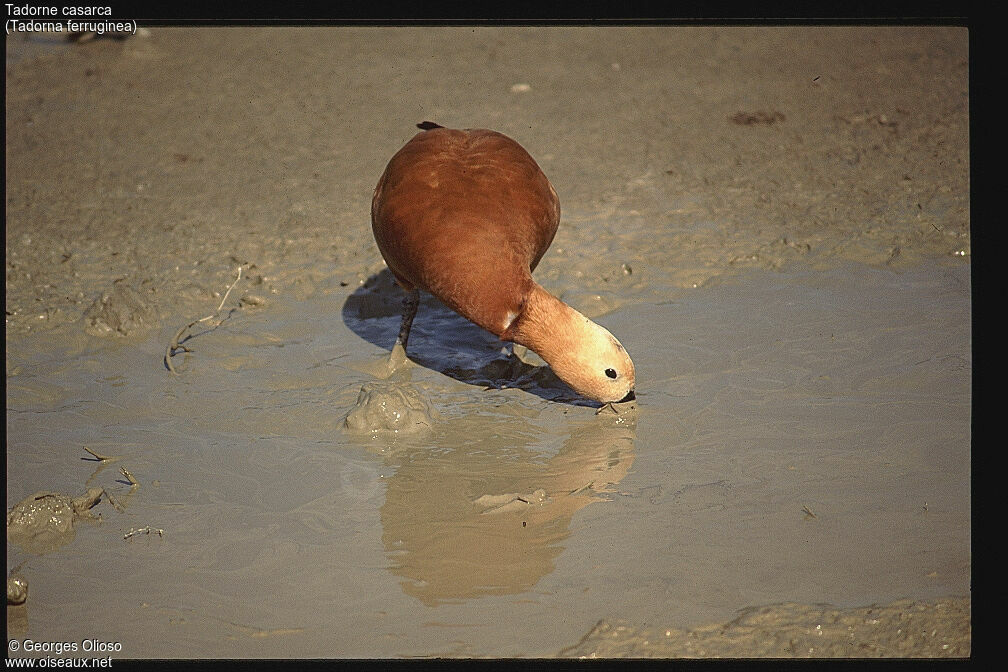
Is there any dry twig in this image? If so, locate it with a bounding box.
[165,265,244,374]
[124,526,164,540]
[120,466,139,487]
[83,446,115,461]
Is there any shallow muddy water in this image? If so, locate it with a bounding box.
[7,261,970,657]
[7,25,969,657]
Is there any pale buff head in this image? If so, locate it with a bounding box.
[546,313,636,404]
[510,286,636,404]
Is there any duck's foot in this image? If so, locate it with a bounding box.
[388,339,409,370]
[369,339,412,379]
[372,287,420,378]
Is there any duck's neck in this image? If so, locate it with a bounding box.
[505,283,584,371]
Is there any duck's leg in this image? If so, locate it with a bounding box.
[388,287,419,371]
[501,342,528,361]
[397,288,419,350]
[383,288,419,376]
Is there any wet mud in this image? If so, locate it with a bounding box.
[6,26,968,657]
[562,597,970,658]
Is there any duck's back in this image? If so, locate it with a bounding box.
[372,127,560,337]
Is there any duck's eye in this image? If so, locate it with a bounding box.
[605,368,617,379]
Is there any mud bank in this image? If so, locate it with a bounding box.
[562,597,970,658]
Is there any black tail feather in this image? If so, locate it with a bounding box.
[416,121,444,131]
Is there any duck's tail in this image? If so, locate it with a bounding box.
[416,121,444,131]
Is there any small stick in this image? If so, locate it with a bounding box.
[164,322,195,373]
[802,504,817,519]
[83,446,114,461]
[165,265,244,374]
[120,466,139,487]
[114,467,141,510]
[124,526,164,540]
[214,265,243,313]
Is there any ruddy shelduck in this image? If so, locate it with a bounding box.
[371,122,635,404]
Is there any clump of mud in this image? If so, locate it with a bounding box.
[7,488,107,555]
[7,575,29,605]
[561,597,971,658]
[343,382,437,436]
[7,572,29,636]
[83,280,157,336]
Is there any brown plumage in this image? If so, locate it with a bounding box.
[371,123,635,404]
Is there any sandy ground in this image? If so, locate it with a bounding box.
[6,26,969,658]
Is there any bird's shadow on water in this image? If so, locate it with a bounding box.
[341,269,597,407]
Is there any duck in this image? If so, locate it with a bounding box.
[371,122,635,404]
